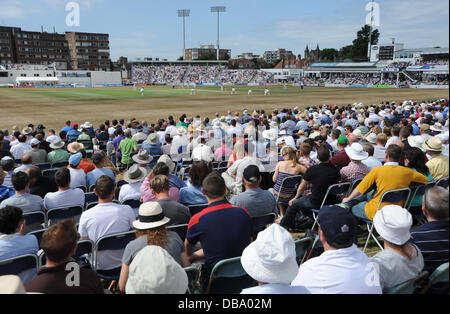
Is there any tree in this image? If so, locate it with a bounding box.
[177,56,184,61]
[339,45,354,61]
[351,24,380,61]
[321,48,339,62]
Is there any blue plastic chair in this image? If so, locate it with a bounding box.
[23,211,47,229]
[252,213,276,235]
[27,228,48,246]
[34,162,52,171]
[421,262,449,294]
[0,254,39,282]
[274,175,302,205]
[407,182,436,224]
[42,168,59,178]
[184,266,201,294]
[294,236,314,265]
[436,177,449,189]
[187,204,208,216]
[166,224,188,242]
[51,161,69,169]
[93,230,136,281]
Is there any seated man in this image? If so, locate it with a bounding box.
[44,168,85,211]
[342,145,429,221]
[79,176,135,271]
[47,140,70,164]
[67,153,87,189]
[86,153,116,187]
[291,205,382,294]
[24,219,104,294]
[0,172,44,215]
[185,172,253,293]
[13,154,33,174]
[230,165,277,217]
[411,186,449,274]
[151,175,191,226]
[280,146,341,231]
[140,163,179,203]
[0,169,14,203]
[0,206,39,283]
[118,164,146,204]
[222,142,265,195]
[25,138,48,165]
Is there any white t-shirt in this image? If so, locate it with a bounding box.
[362,156,383,171]
[241,283,309,294]
[118,182,142,204]
[44,188,85,210]
[291,245,382,294]
[78,202,135,270]
[68,168,87,189]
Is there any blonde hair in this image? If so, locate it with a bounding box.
[282,146,300,167]
[233,140,245,160]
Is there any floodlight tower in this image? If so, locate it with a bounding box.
[177,9,190,60]
[367,0,374,61]
[211,6,226,60]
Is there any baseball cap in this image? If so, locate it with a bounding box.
[30,138,40,146]
[318,205,357,245]
[337,136,348,146]
[243,165,261,185]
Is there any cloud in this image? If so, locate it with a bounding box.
[45,0,104,9]
[0,0,26,19]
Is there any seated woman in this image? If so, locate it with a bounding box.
[371,205,424,292]
[178,161,212,206]
[403,147,433,214]
[118,202,189,292]
[227,138,245,169]
[272,146,306,216]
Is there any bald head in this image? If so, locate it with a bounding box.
[124,129,132,138]
[21,154,32,165]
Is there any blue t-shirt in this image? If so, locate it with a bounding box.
[61,126,73,134]
[186,200,253,283]
[86,168,115,187]
[66,129,81,142]
[179,185,207,206]
[0,185,15,202]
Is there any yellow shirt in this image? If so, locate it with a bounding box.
[357,165,428,220]
[426,154,449,181]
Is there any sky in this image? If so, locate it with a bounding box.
[0,0,448,61]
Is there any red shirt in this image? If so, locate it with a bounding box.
[330,150,351,170]
[78,160,95,174]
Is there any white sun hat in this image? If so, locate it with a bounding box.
[126,245,188,294]
[133,202,170,230]
[373,205,412,245]
[407,136,426,152]
[241,224,299,284]
[366,133,377,144]
[345,143,369,161]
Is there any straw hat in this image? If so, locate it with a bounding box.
[422,137,445,152]
[373,205,412,245]
[176,127,187,136]
[123,164,148,184]
[49,140,65,150]
[67,142,84,154]
[241,224,298,285]
[22,127,32,135]
[133,202,170,230]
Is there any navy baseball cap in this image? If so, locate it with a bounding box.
[318,205,357,245]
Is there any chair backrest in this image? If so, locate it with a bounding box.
[187,204,208,216]
[436,177,449,189]
[215,167,228,174]
[275,175,302,203]
[77,140,93,151]
[93,230,136,271]
[75,239,94,258]
[88,184,96,193]
[347,179,363,197]
[86,202,98,210]
[166,224,188,242]
[420,262,449,294]
[294,237,314,265]
[0,254,39,277]
[319,182,352,209]
[384,271,429,294]
[27,228,48,246]
[122,199,141,209]
[184,266,200,294]
[252,213,276,234]
[116,180,128,188]
[407,182,436,209]
[377,188,411,212]
[47,206,84,226]
[35,162,52,170]
[51,161,69,169]
[84,192,98,207]
[23,211,47,228]
[205,256,254,294]
[42,168,58,177]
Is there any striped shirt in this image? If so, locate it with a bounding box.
[411,220,449,273]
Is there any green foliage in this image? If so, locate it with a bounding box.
[321,48,339,61]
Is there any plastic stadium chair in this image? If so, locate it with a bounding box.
[187,204,208,216]
[205,256,256,294]
[51,161,69,169]
[184,266,201,294]
[346,178,363,197]
[166,224,188,242]
[436,177,449,189]
[47,206,84,226]
[384,271,429,294]
[362,188,411,252]
[93,230,136,281]
[42,168,59,178]
[27,228,48,246]
[407,182,436,224]
[34,162,52,171]
[420,262,449,294]
[311,182,352,230]
[39,239,95,269]
[84,192,98,209]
